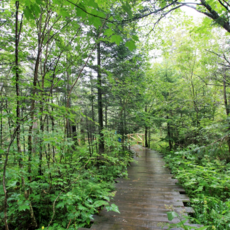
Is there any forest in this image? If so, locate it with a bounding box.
[1,0,230,229]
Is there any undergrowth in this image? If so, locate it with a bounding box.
[164,145,230,230]
[0,130,133,230]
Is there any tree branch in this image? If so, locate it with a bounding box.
[217,0,229,11]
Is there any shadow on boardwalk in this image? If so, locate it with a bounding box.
[80,145,200,230]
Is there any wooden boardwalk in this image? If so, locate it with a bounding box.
[80,145,199,230]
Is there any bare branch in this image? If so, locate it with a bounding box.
[217,0,229,11]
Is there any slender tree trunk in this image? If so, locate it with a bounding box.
[21,106,26,154]
[124,107,127,138]
[145,126,148,147]
[97,40,104,153]
[72,124,78,147]
[15,1,22,163]
[90,74,95,122]
[66,70,71,138]
[6,100,12,136]
[223,75,229,116]
[0,91,3,159]
[223,75,230,153]
[51,99,55,163]
[167,115,172,151]
[122,103,125,151]
[90,74,95,147]
[145,106,149,148]
[39,99,44,175]
[39,114,43,176]
[3,4,22,229]
[80,118,85,146]
[39,35,50,174]
[46,114,51,167]
[148,127,151,148]
[28,20,42,182]
[105,105,107,128]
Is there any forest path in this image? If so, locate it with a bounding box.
[81,145,198,230]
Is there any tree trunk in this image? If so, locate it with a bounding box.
[97,40,104,153]
[80,118,85,146]
[145,126,148,148]
[167,115,173,151]
[90,73,95,122]
[105,105,107,128]
[0,88,3,159]
[145,106,149,148]
[72,124,78,147]
[50,99,55,163]
[148,127,151,148]
[66,70,72,138]
[28,13,43,183]
[15,1,22,163]
[223,75,230,153]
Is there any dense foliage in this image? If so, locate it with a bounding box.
[0,129,133,229]
[0,0,143,229]
[1,0,230,229]
[146,14,230,230]
[164,147,230,229]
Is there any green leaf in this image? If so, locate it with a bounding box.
[24,6,34,20]
[76,6,87,19]
[125,40,136,51]
[7,180,17,188]
[93,17,102,29]
[52,0,61,3]
[32,4,41,17]
[110,35,122,45]
[167,211,178,221]
[62,221,67,227]
[93,200,109,208]
[97,11,106,18]
[18,205,30,211]
[18,201,30,211]
[132,35,139,41]
[35,0,42,4]
[56,201,65,209]
[106,204,120,213]
[122,2,132,17]
[197,227,209,230]
[87,0,98,8]
[104,28,114,37]
[195,186,203,192]
[78,204,88,210]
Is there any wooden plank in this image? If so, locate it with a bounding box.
[89,145,197,230]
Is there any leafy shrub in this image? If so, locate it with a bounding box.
[164,147,230,230]
[0,130,133,229]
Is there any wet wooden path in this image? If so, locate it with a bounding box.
[81,145,199,230]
